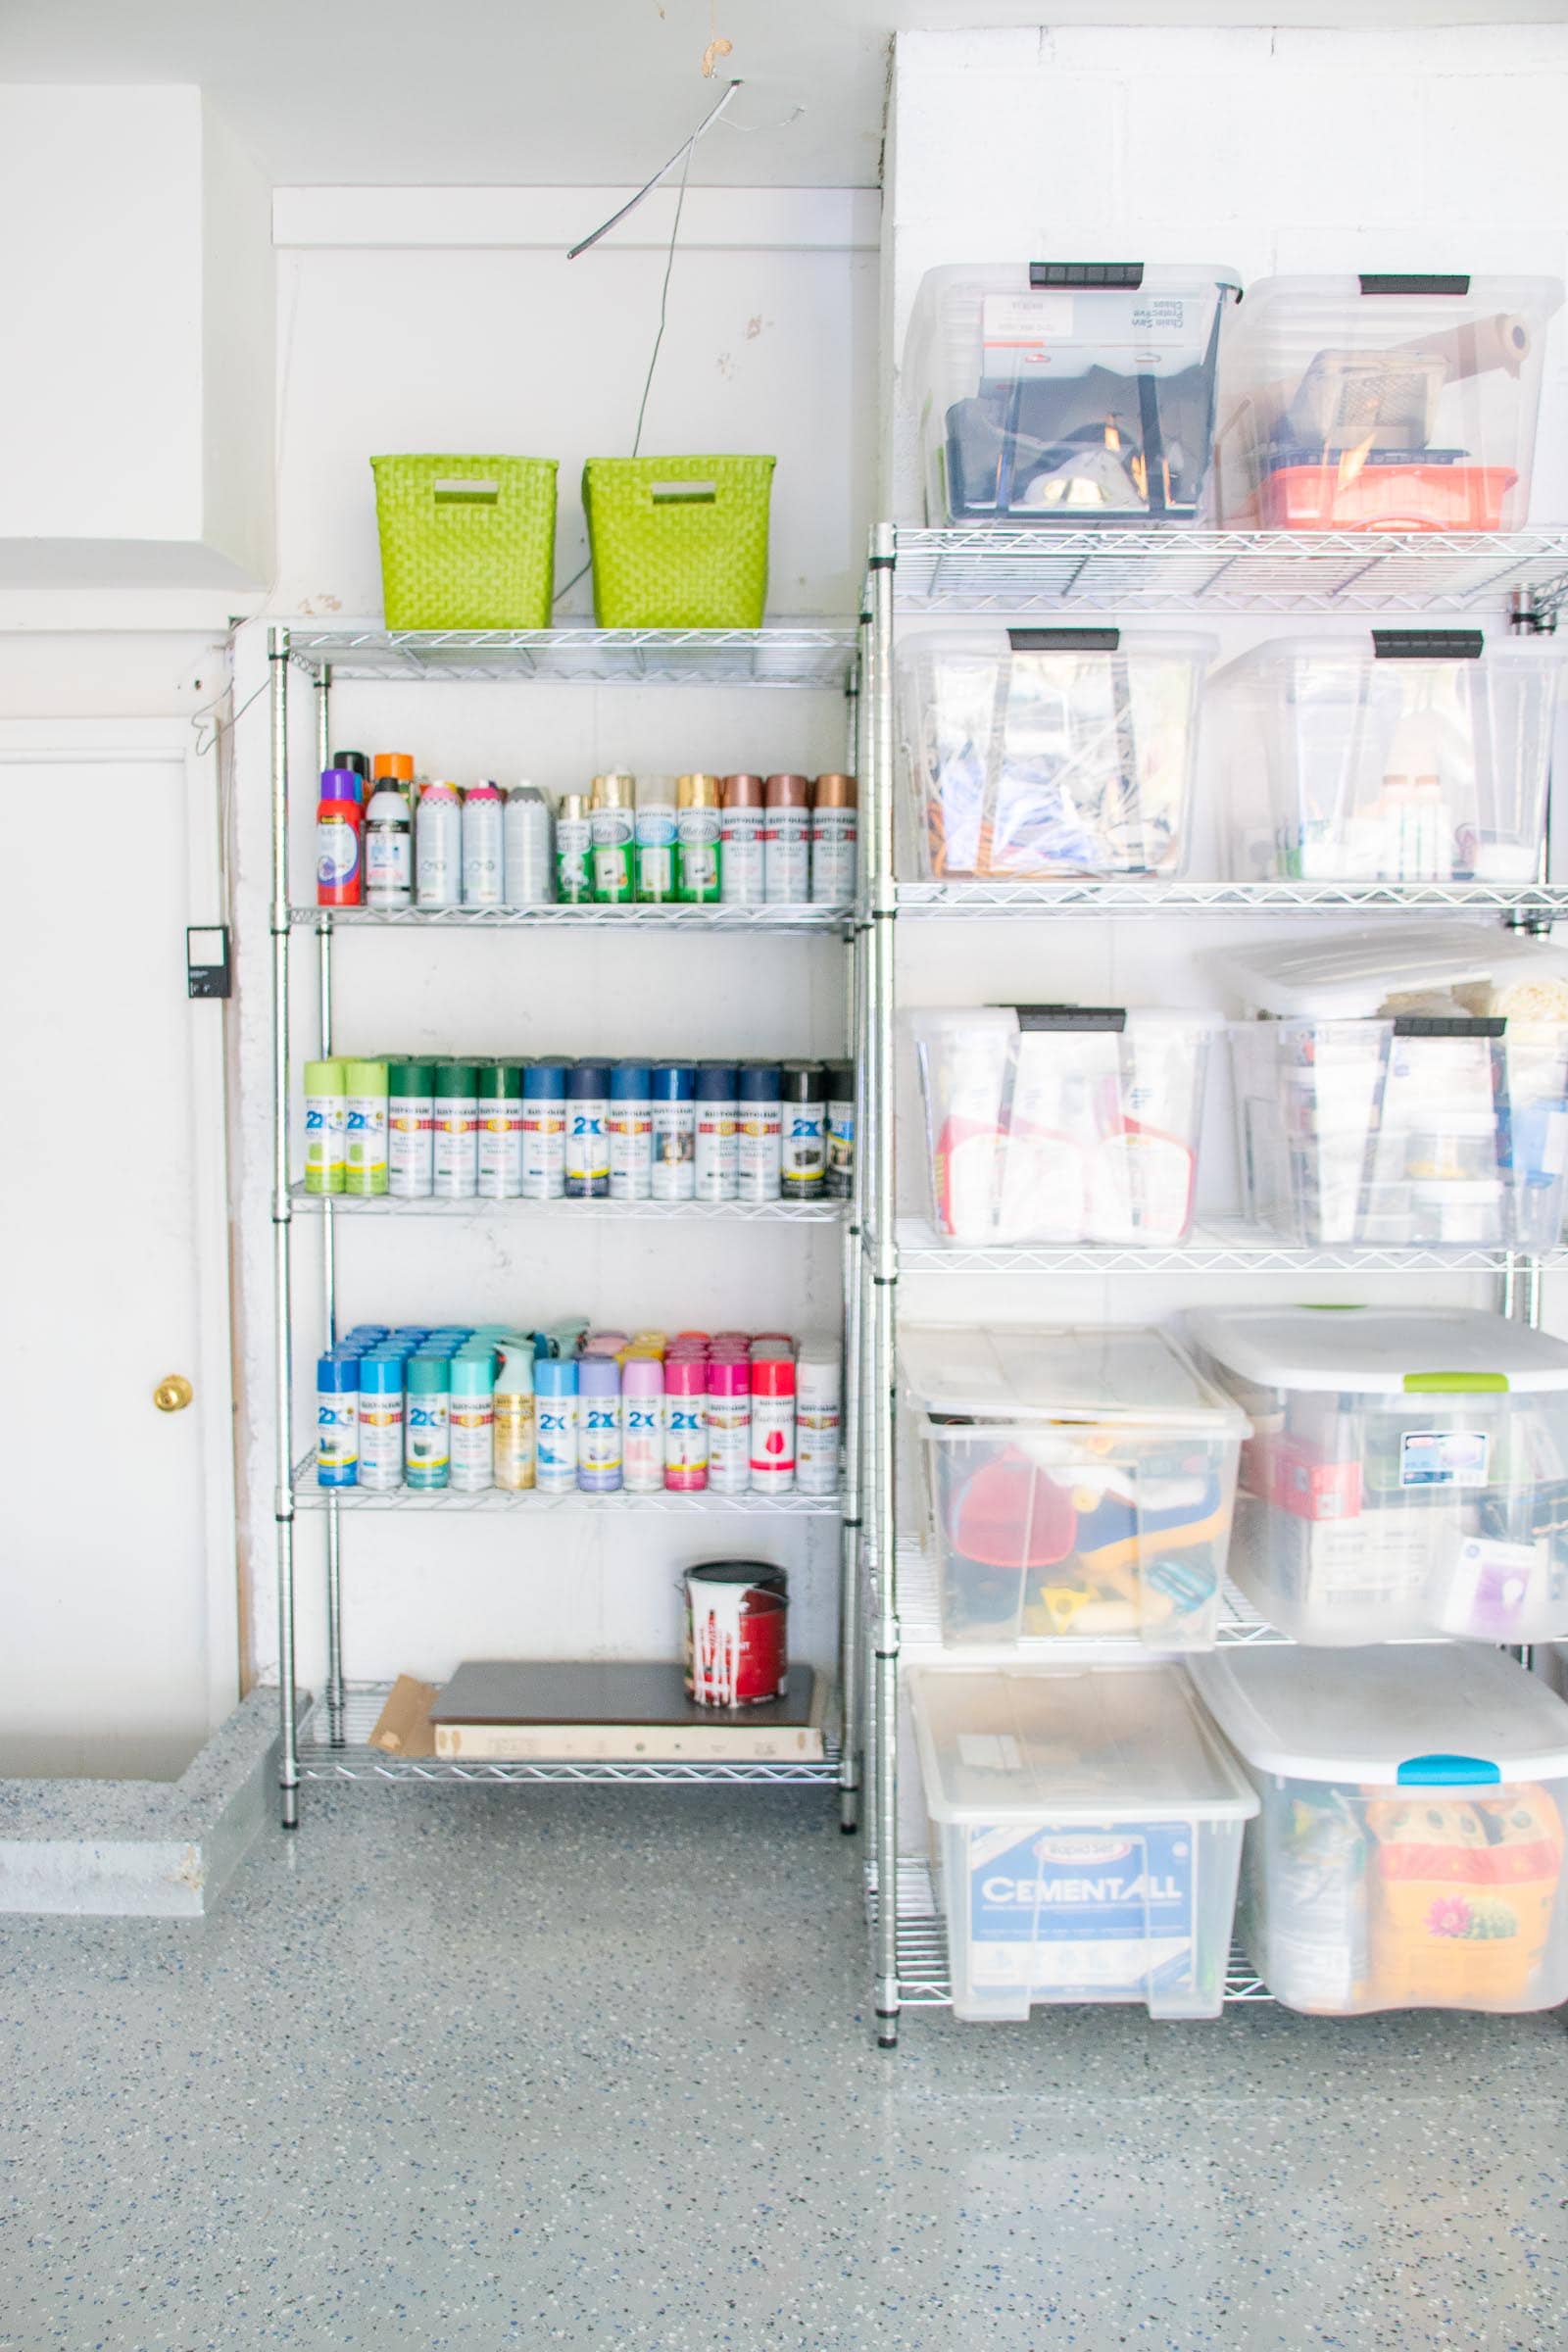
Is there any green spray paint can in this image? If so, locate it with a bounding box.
[555,792,593,903]
[342,1059,389,1195]
[303,1059,346,1194]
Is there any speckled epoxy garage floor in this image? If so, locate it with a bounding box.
[1,1789,1566,2352]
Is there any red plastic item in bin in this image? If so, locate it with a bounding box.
[1259,463,1518,533]
[948,1448,1077,1570]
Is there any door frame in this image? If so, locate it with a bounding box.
[0,716,240,1735]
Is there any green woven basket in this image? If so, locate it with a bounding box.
[583,455,776,628]
[371,455,558,630]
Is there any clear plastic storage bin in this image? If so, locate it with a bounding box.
[1209,272,1563,532]
[899,626,1213,879]
[909,1004,1217,1247]
[911,1664,1257,2020]
[902,1324,1249,1651]
[905,262,1240,525]
[1220,926,1568,1253]
[1208,630,1562,885]
[1187,1306,1568,1646]
[1192,1645,1568,2015]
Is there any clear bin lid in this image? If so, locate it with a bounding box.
[906,1004,1222,1038]
[899,625,1218,664]
[1216,629,1558,677]
[1212,922,1568,1019]
[901,1323,1249,1433]
[911,1664,1257,1825]
[1191,1645,1568,1786]
[1187,1305,1568,1396]
[1232,273,1562,333]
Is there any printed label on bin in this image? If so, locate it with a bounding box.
[1399,1429,1491,1489]
[966,1823,1196,1994]
[981,293,1201,379]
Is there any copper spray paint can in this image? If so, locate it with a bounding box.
[720,773,765,905]
[810,772,858,905]
[763,773,810,903]
[684,1562,789,1706]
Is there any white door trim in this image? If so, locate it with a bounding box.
[0,715,240,1732]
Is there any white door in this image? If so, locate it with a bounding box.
[0,721,236,1778]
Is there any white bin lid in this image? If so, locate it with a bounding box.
[1191,1646,1568,1786]
[901,1323,1249,1434]
[1211,922,1568,1019]
[911,1664,1258,1826]
[1187,1304,1568,1396]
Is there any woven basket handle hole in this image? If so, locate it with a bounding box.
[434,481,501,505]
[650,482,718,505]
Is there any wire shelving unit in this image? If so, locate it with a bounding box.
[268,623,865,1827]
[856,521,1568,2045]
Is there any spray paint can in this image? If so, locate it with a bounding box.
[650,1063,697,1201]
[764,774,811,903]
[357,1352,405,1491]
[387,1058,435,1199]
[736,1063,783,1202]
[591,772,637,903]
[576,1357,623,1493]
[663,1358,710,1491]
[331,751,369,785]
[317,769,364,907]
[432,1060,479,1199]
[503,783,555,906]
[535,1359,579,1494]
[521,1059,569,1199]
[635,773,679,904]
[676,773,722,903]
[796,1341,842,1496]
[342,1059,389,1196]
[416,780,463,907]
[825,1061,856,1200]
[555,792,593,904]
[303,1059,346,1194]
[462,780,506,906]
[809,773,858,905]
[405,1356,451,1491]
[447,1349,495,1493]
[565,1061,611,1198]
[492,1340,536,1491]
[706,1358,752,1494]
[317,1351,359,1487]
[720,773,765,905]
[750,1356,797,1493]
[476,1061,524,1199]
[781,1062,828,1200]
[694,1064,739,1202]
[609,1061,654,1202]
[364,756,415,910]
[621,1357,664,1493]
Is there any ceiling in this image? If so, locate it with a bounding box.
[2,0,1561,189]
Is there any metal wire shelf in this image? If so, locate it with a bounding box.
[896,878,1568,918]
[289,901,851,933]
[284,624,858,690]
[894,1540,1292,1658]
[872,1859,1274,2009]
[290,1185,846,1224]
[890,526,1568,615]
[292,1456,843,1513]
[297,1685,844,1786]
[894,1215,1568,1277]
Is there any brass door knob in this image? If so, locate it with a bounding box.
[153,1375,195,1413]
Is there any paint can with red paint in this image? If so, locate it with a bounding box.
[684,1562,789,1707]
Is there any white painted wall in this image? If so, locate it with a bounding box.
[0,85,273,589]
[232,193,878,1695]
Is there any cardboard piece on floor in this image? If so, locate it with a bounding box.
[369,1676,438,1757]
[429,1661,826,1762]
